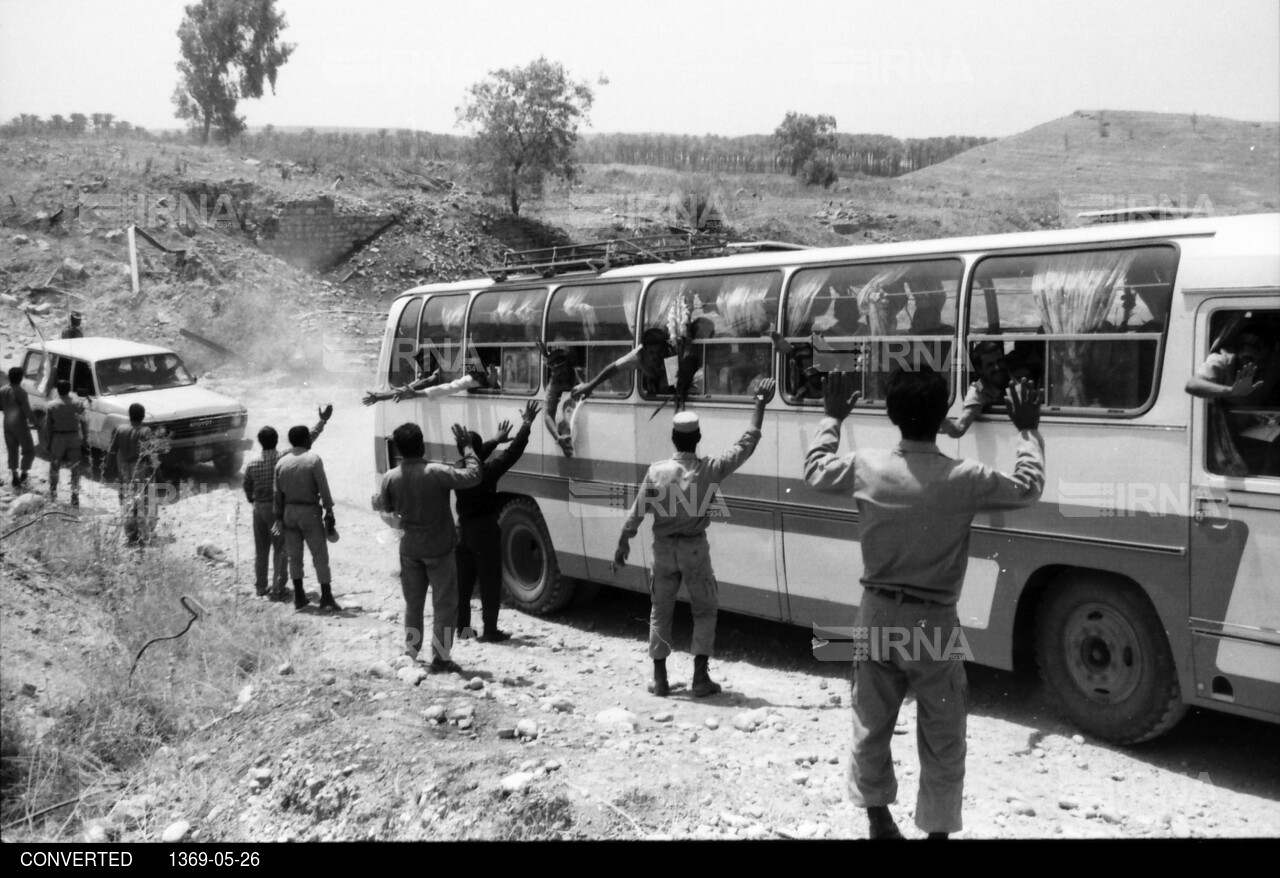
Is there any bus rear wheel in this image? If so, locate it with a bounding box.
[1035,574,1186,744]
[498,498,572,615]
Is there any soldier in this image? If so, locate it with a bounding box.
[46,379,88,507]
[0,366,35,488]
[614,379,775,698]
[243,406,331,599]
[378,422,481,673]
[454,401,540,642]
[804,369,1044,840]
[61,311,84,339]
[107,403,157,545]
[272,424,339,611]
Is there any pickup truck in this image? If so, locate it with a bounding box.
[19,338,252,475]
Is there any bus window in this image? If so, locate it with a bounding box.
[546,282,639,397]
[968,246,1176,413]
[1199,308,1280,477]
[468,288,546,395]
[387,297,424,388]
[643,272,781,401]
[419,294,471,381]
[782,259,962,405]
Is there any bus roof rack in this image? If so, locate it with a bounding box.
[1077,206,1211,225]
[483,232,807,281]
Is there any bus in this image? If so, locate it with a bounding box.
[369,216,1280,744]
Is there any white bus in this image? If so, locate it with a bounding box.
[370,217,1280,744]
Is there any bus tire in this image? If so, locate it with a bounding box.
[497,498,572,615]
[1035,574,1187,744]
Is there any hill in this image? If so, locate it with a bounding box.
[900,109,1280,225]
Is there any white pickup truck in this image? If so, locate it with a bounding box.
[19,338,252,475]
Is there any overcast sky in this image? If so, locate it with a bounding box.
[1,0,1277,139]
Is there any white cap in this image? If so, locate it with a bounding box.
[672,412,700,433]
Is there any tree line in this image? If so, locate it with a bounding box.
[578,131,993,178]
[2,113,145,137]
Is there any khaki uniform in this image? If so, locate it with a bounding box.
[46,393,87,499]
[620,427,761,659]
[804,418,1045,834]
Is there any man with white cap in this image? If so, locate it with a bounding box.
[613,378,775,697]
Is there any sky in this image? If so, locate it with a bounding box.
[1,0,1277,139]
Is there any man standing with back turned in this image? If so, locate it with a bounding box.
[614,379,775,699]
[804,368,1044,840]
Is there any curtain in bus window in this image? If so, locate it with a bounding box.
[856,265,912,335]
[557,288,599,339]
[786,270,831,336]
[1031,251,1135,407]
[389,298,424,387]
[716,274,775,337]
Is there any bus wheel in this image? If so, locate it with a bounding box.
[498,499,572,615]
[1035,575,1186,744]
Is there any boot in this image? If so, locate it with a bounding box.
[318,583,341,611]
[691,655,721,697]
[647,659,670,697]
[292,578,310,610]
[868,806,904,840]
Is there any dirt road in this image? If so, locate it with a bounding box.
[9,373,1280,841]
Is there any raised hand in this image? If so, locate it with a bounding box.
[1229,363,1263,399]
[319,403,334,422]
[452,423,470,454]
[521,400,541,424]
[495,420,513,443]
[822,370,862,421]
[1006,378,1042,431]
[753,377,776,403]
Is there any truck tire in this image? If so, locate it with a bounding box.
[497,498,573,615]
[214,449,244,476]
[1035,573,1187,744]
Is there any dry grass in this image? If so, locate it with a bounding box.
[0,513,296,840]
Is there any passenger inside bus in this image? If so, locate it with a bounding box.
[1187,318,1280,476]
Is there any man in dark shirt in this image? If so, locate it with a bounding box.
[107,403,156,545]
[61,311,84,339]
[378,422,481,673]
[0,366,35,487]
[455,401,539,642]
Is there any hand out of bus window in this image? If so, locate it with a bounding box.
[1229,363,1264,399]
[822,370,862,420]
[1006,378,1042,431]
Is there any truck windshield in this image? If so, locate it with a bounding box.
[98,353,195,394]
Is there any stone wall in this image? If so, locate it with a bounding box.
[260,197,397,272]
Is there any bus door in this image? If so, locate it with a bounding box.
[1188,300,1280,719]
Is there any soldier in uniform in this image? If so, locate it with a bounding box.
[804,369,1044,840]
[1,366,35,487]
[61,311,84,339]
[46,379,88,507]
[614,379,774,698]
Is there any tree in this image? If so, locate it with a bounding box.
[456,57,596,215]
[774,112,837,177]
[171,0,294,144]
[69,113,87,136]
